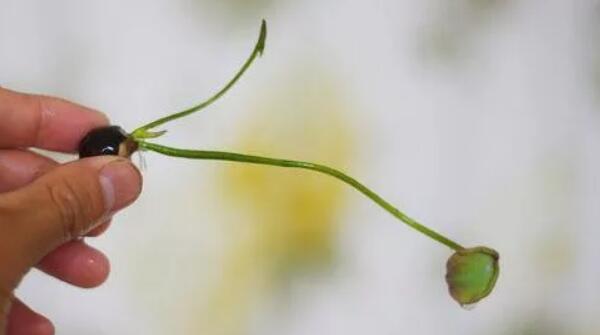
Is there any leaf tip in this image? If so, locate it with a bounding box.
[257,19,267,56]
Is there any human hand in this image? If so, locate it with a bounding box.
[0,87,142,335]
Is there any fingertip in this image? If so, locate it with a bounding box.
[80,155,143,212]
[37,241,110,289]
[38,96,111,152]
[93,109,110,125]
[27,318,55,335]
[76,245,110,289]
[86,220,112,237]
[98,159,143,212]
[6,299,55,335]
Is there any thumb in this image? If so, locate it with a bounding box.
[0,156,142,291]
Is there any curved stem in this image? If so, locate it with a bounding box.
[138,141,464,251]
[131,20,267,138]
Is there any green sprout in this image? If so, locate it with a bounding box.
[78,20,500,306]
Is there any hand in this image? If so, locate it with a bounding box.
[0,87,142,335]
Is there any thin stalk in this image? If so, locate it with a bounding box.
[131,20,267,138]
[138,141,464,251]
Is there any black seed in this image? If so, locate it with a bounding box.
[78,126,129,158]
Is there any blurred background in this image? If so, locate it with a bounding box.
[2,0,600,334]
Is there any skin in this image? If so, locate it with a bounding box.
[0,87,143,335]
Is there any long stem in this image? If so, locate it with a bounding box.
[131,20,267,138]
[138,141,464,251]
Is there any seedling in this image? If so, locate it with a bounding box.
[78,20,499,307]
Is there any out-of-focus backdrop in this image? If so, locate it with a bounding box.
[2,0,600,334]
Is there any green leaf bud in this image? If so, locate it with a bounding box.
[445,246,499,306]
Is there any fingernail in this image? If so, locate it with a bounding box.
[99,160,142,212]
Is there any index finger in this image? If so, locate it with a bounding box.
[0,87,109,152]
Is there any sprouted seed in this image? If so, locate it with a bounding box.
[79,125,137,158]
[78,20,499,307]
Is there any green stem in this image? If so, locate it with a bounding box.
[138,141,464,251]
[131,20,267,138]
